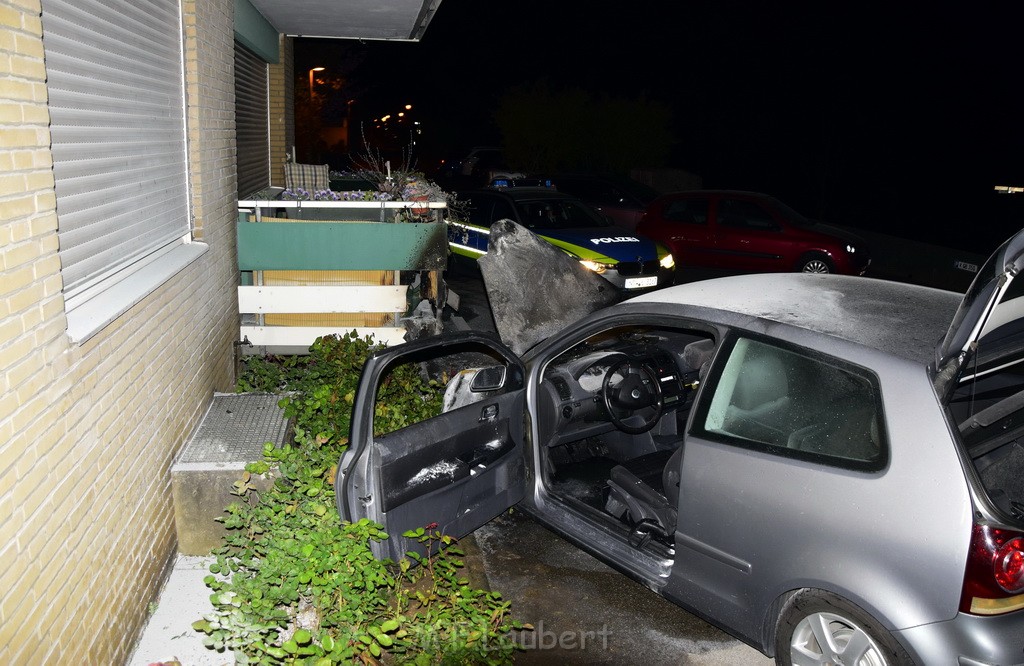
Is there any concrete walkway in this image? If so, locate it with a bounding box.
[129,555,226,666]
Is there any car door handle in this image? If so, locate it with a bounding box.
[480,404,498,421]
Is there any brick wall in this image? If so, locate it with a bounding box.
[0,0,238,662]
[269,35,294,186]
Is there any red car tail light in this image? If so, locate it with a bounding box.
[960,524,1024,615]
[995,536,1024,591]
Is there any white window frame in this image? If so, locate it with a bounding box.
[42,0,207,343]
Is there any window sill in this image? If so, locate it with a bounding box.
[65,239,209,344]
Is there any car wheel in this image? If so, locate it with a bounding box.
[797,253,834,274]
[774,590,912,666]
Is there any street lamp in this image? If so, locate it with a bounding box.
[308,66,325,99]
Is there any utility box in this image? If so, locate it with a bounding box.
[171,394,289,555]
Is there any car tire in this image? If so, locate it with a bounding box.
[797,253,834,274]
[774,589,912,666]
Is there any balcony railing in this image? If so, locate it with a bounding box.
[237,195,448,353]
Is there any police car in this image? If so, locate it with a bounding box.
[448,184,675,291]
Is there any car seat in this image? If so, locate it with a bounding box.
[721,352,791,446]
[603,339,716,542]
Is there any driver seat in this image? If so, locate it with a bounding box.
[604,446,683,542]
[603,338,715,544]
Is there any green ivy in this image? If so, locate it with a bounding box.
[198,332,525,664]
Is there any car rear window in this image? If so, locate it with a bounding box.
[694,335,887,471]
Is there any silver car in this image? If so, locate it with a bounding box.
[337,228,1024,665]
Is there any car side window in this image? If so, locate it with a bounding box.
[374,339,523,437]
[718,199,781,231]
[694,335,886,470]
[663,198,709,225]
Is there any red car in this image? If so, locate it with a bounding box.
[637,190,871,275]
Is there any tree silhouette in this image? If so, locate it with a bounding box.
[494,82,674,174]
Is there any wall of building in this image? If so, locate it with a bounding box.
[270,35,295,187]
[0,0,238,662]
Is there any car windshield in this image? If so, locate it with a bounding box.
[770,198,814,227]
[516,199,612,230]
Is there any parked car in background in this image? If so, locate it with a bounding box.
[338,227,1024,666]
[638,190,870,275]
[448,185,675,292]
[437,147,519,189]
[537,173,661,230]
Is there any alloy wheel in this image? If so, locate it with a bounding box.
[789,611,888,666]
[801,259,831,273]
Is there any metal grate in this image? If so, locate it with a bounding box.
[178,394,289,464]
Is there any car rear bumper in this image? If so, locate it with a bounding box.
[895,611,1024,665]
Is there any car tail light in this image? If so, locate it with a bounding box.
[960,523,1024,615]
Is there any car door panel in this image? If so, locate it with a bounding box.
[337,333,526,561]
[712,198,787,271]
[377,398,519,511]
[650,196,714,266]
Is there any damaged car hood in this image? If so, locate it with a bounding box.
[478,220,620,354]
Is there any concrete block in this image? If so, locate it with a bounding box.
[171,462,274,555]
[171,394,289,555]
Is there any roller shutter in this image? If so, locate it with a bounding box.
[41,0,190,297]
[235,42,270,198]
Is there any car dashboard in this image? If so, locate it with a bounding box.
[537,335,701,449]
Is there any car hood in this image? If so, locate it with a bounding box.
[935,226,1024,394]
[478,220,620,354]
[537,226,660,262]
[813,222,867,246]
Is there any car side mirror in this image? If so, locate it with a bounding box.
[471,365,507,392]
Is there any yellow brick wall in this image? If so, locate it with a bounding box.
[270,35,294,187]
[0,0,238,663]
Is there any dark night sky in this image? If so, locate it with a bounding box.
[296,1,1024,252]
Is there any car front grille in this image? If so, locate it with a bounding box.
[615,260,661,276]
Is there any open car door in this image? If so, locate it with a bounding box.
[336,332,527,561]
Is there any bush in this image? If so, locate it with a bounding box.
[195,332,525,664]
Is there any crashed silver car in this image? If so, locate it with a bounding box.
[337,221,1024,665]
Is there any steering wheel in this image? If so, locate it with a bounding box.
[601,357,664,434]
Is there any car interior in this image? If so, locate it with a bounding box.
[532,323,889,547]
[947,273,1024,522]
[533,324,717,546]
[949,348,1024,522]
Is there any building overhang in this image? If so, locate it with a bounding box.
[248,0,442,41]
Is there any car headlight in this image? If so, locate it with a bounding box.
[660,252,675,270]
[846,244,856,253]
[579,259,612,274]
